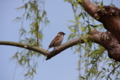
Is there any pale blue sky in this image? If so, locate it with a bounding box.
[0,0,120,80]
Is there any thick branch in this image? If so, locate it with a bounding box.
[77,0,120,42]
[77,0,99,18]
[90,30,120,62]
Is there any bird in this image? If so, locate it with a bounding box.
[47,31,65,51]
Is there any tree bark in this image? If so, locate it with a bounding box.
[77,0,120,42]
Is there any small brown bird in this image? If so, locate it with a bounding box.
[47,32,65,51]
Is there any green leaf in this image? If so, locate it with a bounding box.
[77,0,82,3]
[73,2,78,8]
[32,68,36,73]
[42,11,46,17]
[68,33,76,40]
[100,1,105,11]
[13,17,21,22]
[24,3,28,10]
[81,26,87,32]
[64,0,67,2]
[68,20,75,23]
[26,13,30,19]
[68,0,72,3]
[90,24,98,28]
[34,21,39,31]
[75,16,80,21]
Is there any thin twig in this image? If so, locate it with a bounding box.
[107,64,120,80]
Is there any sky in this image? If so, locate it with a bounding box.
[0,0,120,80]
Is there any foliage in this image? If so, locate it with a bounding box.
[12,0,120,80]
[64,0,120,80]
[12,0,49,79]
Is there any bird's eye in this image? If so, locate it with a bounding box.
[59,33,62,35]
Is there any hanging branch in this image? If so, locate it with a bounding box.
[107,64,120,80]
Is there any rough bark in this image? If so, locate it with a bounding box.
[77,0,120,42]
[98,6,120,42]
[90,30,120,62]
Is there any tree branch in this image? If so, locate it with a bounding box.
[77,0,99,19]
[46,30,120,61]
[0,41,48,56]
[46,37,85,60]
[0,30,120,61]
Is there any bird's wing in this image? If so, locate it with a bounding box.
[49,35,61,48]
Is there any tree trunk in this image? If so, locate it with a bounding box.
[76,0,120,61]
